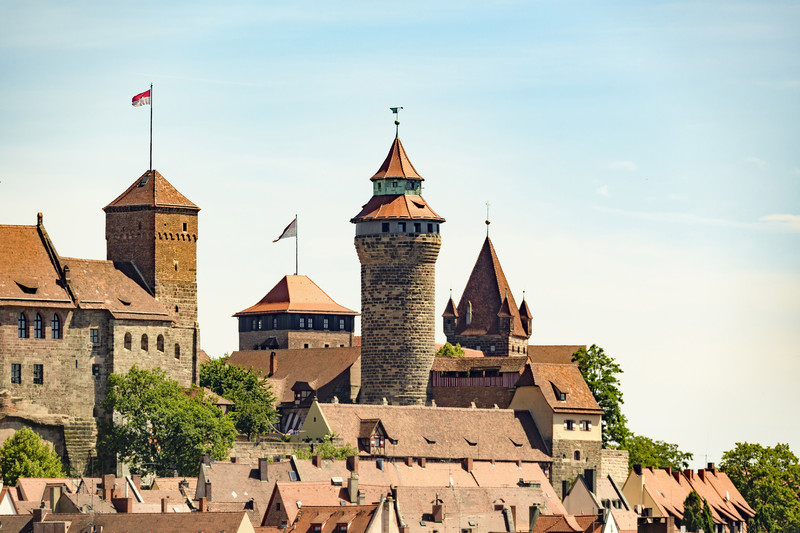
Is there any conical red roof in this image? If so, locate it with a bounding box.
[455,237,526,337]
[370,138,423,181]
[234,275,357,316]
[104,170,198,211]
[519,299,533,321]
[442,296,458,317]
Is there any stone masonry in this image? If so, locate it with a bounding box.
[551,437,602,499]
[355,233,441,405]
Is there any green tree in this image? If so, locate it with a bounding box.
[294,434,358,460]
[100,365,237,477]
[435,342,465,358]
[571,345,628,447]
[199,357,278,439]
[0,426,66,484]
[625,433,693,470]
[720,442,800,533]
[682,490,714,533]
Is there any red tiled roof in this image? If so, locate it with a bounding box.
[0,224,72,305]
[529,362,602,413]
[290,504,378,533]
[519,298,533,321]
[454,237,526,338]
[312,402,550,462]
[431,355,527,373]
[104,169,199,210]
[228,348,360,404]
[442,296,458,317]
[370,138,422,181]
[235,275,356,316]
[37,511,250,532]
[528,345,585,364]
[350,194,445,223]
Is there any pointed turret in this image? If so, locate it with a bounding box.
[442,295,458,337]
[445,236,530,356]
[519,296,533,337]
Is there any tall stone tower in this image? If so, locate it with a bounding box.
[104,169,200,329]
[351,134,445,405]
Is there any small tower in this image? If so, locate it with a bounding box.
[351,132,445,405]
[104,169,200,328]
[442,294,458,338]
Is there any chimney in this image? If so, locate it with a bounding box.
[161,497,171,513]
[584,469,596,493]
[230,456,237,463]
[399,526,410,533]
[312,454,322,468]
[419,457,426,468]
[48,486,62,510]
[662,466,672,476]
[463,457,474,472]
[33,507,48,522]
[529,505,540,532]
[201,454,211,465]
[37,212,43,226]
[199,497,207,512]
[132,475,142,491]
[698,469,706,481]
[707,462,716,473]
[113,497,134,513]
[383,496,393,531]
[684,469,694,480]
[259,457,270,481]
[270,351,278,376]
[102,474,116,500]
[348,473,359,504]
[405,457,413,467]
[204,481,212,501]
[633,464,643,476]
[432,502,444,523]
[347,455,359,473]
[63,265,71,284]
[357,490,365,505]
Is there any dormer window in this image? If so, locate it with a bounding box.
[392,181,398,188]
[466,302,473,325]
[552,383,567,401]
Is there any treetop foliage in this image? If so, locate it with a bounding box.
[294,433,358,460]
[572,344,628,447]
[721,442,800,533]
[0,426,65,485]
[199,357,279,439]
[625,433,693,471]
[682,489,714,533]
[436,342,465,358]
[101,365,237,477]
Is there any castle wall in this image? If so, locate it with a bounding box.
[446,333,529,356]
[551,437,602,498]
[238,329,353,351]
[153,209,198,328]
[110,320,196,388]
[599,448,630,485]
[355,233,441,406]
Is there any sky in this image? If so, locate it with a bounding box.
[1,0,798,468]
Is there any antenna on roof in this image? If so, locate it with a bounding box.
[390,107,403,138]
[485,201,491,237]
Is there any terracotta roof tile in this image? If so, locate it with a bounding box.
[442,296,458,317]
[0,224,72,304]
[15,478,75,501]
[455,237,526,337]
[431,355,527,373]
[235,275,357,316]
[528,345,585,364]
[104,169,199,210]
[268,482,389,525]
[370,138,422,181]
[701,468,755,519]
[311,403,550,462]
[350,194,444,223]
[228,348,360,404]
[290,504,378,533]
[38,511,250,532]
[529,362,602,413]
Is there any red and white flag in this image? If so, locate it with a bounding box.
[273,217,297,242]
[131,89,151,107]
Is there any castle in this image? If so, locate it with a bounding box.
[0,170,200,474]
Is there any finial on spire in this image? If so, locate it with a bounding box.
[522,290,526,301]
[485,201,491,237]
[390,106,403,138]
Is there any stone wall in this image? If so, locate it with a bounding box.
[238,329,353,351]
[600,448,630,485]
[550,438,602,499]
[230,438,307,463]
[355,233,441,406]
[446,332,529,357]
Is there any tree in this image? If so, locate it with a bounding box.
[0,426,66,484]
[294,433,358,460]
[199,357,278,439]
[625,433,693,471]
[436,342,465,358]
[101,365,237,477]
[682,490,714,533]
[571,345,628,447]
[720,442,800,533]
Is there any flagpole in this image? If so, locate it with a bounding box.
[295,214,298,275]
[149,83,153,172]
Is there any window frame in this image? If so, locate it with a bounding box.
[51,314,61,339]
[90,328,100,346]
[34,313,43,339]
[11,364,21,384]
[33,364,44,385]
[18,313,28,338]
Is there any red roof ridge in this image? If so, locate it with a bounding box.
[235,274,357,316]
[442,296,458,317]
[104,169,198,211]
[370,137,422,181]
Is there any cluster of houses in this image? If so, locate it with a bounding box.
[0,130,756,531]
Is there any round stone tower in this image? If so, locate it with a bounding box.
[351,134,445,405]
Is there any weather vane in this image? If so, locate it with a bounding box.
[390,106,403,138]
[485,201,491,237]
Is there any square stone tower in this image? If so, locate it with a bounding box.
[351,135,445,405]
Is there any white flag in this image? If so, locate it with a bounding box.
[273,217,297,242]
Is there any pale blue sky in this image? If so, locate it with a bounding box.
[2,1,798,467]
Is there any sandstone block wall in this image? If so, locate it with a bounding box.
[599,448,630,485]
[447,333,529,357]
[238,329,353,351]
[355,233,441,406]
[551,438,602,498]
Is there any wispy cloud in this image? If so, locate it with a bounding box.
[597,184,610,197]
[759,214,800,233]
[609,160,637,171]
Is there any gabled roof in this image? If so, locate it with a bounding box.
[350,194,444,223]
[519,298,533,321]
[15,478,74,501]
[104,169,199,211]
[442,296,458,317]
[370,138,422,181]
[266,482,389,526]
[36,511,250,532]
[527,362,602,414]
[234,275,357,317]
[431,355,528,373]
[290,504,379,533]
[0,224,72,305]
[454,237,526,337]
[308,402,549,462]
[528,345,585,364]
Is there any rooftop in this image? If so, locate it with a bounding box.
[234,274,357,317]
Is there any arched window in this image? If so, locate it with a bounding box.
[51,314,61,339]
[34,313,43,338]
[174,344,181,360]
[574,450,581,461]
[157,334,164,352]
[141,334,148,351]
[18,313,28,338]
[124,332,132,350]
